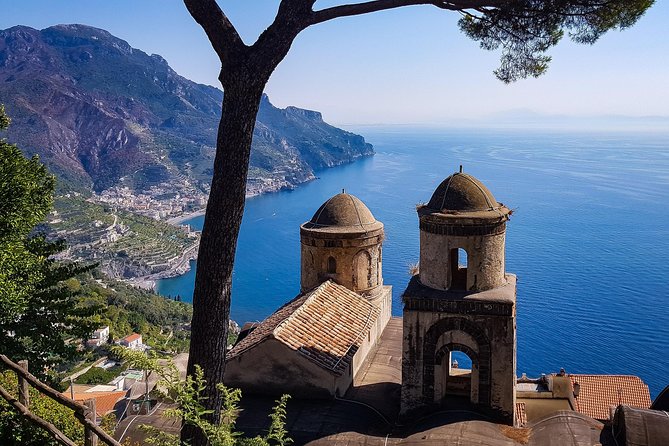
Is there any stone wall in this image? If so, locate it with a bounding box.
[418,224,506,292]
[225,338,352,398]
[400,280,517,425]
[300,228,384,296]
[353,285,393,385]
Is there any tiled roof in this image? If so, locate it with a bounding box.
[227,294,309,359]
[515,402,527,427]
[123,333,141,343]
[569,374,651,420]
[227,281,380,375]
[67,391,127,417]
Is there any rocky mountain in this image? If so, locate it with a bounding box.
[0,24,373,195]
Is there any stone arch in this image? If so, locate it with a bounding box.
[353,249,372,290]
[327,256,337,274]
[369,246,379,287]
[435,343,479,366]
[377,245,382,284]
[422,317,491,405]
[434,342,480,404]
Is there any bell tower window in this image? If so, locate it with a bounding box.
[450,248,468,290]
[327,256,337,274]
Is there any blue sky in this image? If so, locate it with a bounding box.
[1,1,667,125]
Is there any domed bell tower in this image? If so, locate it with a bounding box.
[300,192,392,329]
[400,171,517,425]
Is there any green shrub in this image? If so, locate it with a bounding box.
[74,364,126,385]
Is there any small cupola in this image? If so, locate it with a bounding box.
[300,193,384,296]
[418,171,511,292]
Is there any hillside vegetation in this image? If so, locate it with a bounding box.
[0,24,374,196]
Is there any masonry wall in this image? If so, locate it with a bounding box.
[300,230,384,296]
[352,285,392,385]
[225,339,352,398]
[419,230,506,292]
[400,299,516,425]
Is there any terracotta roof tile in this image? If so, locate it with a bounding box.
[123,333,141,343]
[227,281,379,375]
[515,402,527,427]
[569,374,651,420]
[67,391,127,417]
[227,293,309,359]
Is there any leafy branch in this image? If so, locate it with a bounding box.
[115,349,291,446]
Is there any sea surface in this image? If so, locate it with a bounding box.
[157,127,669,398]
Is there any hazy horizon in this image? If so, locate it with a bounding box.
[1,1,668,127]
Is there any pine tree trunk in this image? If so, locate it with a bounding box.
[182,75,265,445]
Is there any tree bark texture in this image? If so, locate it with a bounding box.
[182,4,308,445]
[182,74,266,445]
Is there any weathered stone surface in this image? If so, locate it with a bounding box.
[418,226,507,292]
[301,193,386,298]
[401,172,517,425]
[426,172,501,213]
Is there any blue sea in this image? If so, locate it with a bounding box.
[157,128,669,398]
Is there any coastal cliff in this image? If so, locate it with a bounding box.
[0,24,374,281]
[0,24,374,198]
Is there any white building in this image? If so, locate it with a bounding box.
[86,326,110,348]
[119,333,143,350]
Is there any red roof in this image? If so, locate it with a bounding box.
[569,374,651,420]
[123,333,142,343]
[66,391,127,417]
[228,280,380,375]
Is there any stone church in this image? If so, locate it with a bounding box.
[224,192,393,397]
[224,170,654,433]
[225,169,518,424]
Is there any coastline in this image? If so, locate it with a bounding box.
[125,243,198,291]
[166,208,206,225]
[133,155,370,293]
[163,178,314,226]
[126,184,295,292]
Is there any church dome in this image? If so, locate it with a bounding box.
[300,192,384,294]
[426,172,501,213]
[307,193,378,228]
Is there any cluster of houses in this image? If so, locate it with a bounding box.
[84,326,146,351]
[63,366,149,425]
[62,327,152,425]
[96,184,207,221]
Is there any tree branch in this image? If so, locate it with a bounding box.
[250,0,316,77]
[310,0,504,25]
[183,0,245,62]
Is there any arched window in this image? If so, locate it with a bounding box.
[435,343,479,405]
[327,256,337,274]
[449,248,468,290]
[446,350,474,399]
[353,250,372,290]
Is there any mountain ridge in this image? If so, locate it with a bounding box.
[0,24,373,195]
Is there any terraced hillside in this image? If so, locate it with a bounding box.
[49,197,199,279]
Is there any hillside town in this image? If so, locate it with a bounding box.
[97,182,207,222]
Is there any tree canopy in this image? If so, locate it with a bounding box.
[0,105,100,378]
